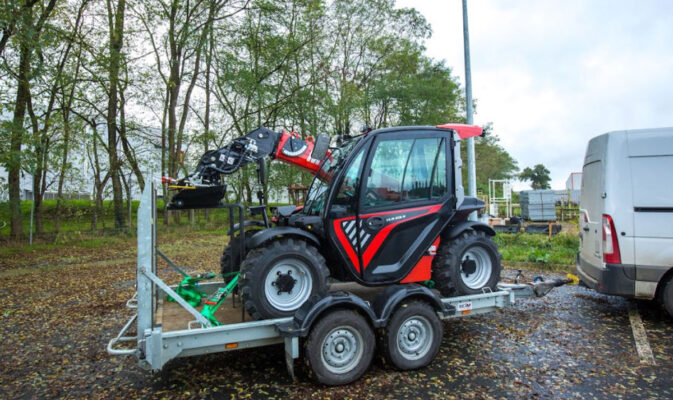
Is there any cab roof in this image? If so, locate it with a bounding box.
[369,124,482,140]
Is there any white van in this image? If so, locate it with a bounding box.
[577,128,673,317]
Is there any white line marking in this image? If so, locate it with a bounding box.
[627,302,656,366]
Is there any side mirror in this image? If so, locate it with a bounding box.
[311,133,330,160]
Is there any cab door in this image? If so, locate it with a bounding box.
[326,144,368,277]
[357,130,453,284]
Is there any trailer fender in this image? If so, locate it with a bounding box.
[372,284,453,324]
[277,292,378,337]
[248,226,320,249]
[445,221,495,239]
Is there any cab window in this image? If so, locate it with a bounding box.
[332,150,364,213]
[364,137,448,208]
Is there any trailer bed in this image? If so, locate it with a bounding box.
[157,283,385,332]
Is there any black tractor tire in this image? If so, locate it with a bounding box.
[662,276,673,318]
[381,301,443,370]
[305,309,375,386]
[432,230,502,297]
[219,230,260,279]
[239,238,329,320]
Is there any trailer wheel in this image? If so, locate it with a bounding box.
[662,276,673,318]
[220,230,259,279]
[240,238,329,320]
[432,230,501,296]
[382,301,443,370]
[305,309,375,385]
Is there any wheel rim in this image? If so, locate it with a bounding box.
[321,325,364,374]
[396,315,433,361]
[460,245,493,289]
[264,258,313,312]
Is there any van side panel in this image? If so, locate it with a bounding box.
[628,130,673,286]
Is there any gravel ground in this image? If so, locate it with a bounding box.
[0,237,671,399]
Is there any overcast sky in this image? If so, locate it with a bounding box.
[397,0,673,190]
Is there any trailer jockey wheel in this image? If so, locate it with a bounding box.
[305,309,375,385]
[381,301,443,370]
[240,238,329,320]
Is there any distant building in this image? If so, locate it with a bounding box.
[566,172,582,190]
[564,172,582,205]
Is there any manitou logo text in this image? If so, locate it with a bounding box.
[386,214,406,223]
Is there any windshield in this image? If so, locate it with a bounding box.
[304,137,362,216]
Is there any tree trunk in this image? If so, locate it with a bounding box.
[55,117,70,233]
[106,0,126,230]
[119,87,144,190]
[7,29,32,239]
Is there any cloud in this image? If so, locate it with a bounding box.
[397,0,673,190]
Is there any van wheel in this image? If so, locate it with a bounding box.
[305,309,375,385]
[432,230,502,296]
[381,301,443,370]
[662,277,673,318]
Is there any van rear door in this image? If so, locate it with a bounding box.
[628,130,673,281]
[579,135,607,275]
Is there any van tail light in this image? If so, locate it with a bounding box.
[602,214,621,264]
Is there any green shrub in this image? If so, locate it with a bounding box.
[494,233,578,266]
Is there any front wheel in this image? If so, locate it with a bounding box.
[239,238,329,320]
[432,230,502,297]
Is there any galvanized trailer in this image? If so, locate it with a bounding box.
[108,184,571,384]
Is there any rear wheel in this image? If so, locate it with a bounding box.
[305,309,375,385]
[381,301,443,370]
[220,230,259,279]
[432,230,502,297]
[662,276,673,318]
[239,238,329,320]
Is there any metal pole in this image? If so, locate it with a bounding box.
[462,0,478,221]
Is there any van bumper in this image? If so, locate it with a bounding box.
[576,253,636,297]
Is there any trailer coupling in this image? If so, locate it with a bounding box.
[500,273,579,298]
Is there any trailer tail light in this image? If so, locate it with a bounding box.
[602,214,621,264]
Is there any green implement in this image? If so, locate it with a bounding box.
[201,273,240,326]
[166,272,216,307]
[167,271,240,326]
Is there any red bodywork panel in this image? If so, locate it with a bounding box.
[436,124,482,140]
[401,237,440,283]
[333,205,442,275]
[360,205,441,269]
[273,130,324,173]
[333,216,361,272]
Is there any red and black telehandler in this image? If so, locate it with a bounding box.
[165,124,501,321]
